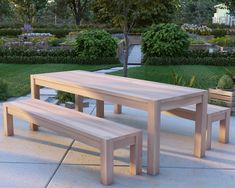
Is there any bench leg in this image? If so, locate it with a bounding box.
[96,100,104,118]
[130,132,142,175]
[114,104,122,114]
[75,95,83,112]
[3,105,14,136]
[30,76,40,131]
[206,118,212,150]
[219,112,230,144]
[100,140,113,185]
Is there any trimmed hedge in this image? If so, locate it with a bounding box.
[0,28,22,36]
[0,56,120,64]
[143,57,235,66]
[0,48,76,57]
[0,27,147,37]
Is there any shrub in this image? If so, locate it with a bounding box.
[217,75,234,90]
[181,24,212,35]
[0,56,120,64]
[0,48,77,57]
[211,28,227,38]
[189,37,206,44]
[57,91,74,103]
[0,28,22,36]
[0,79,8,101]
[142,23,190,57]
[208,36,235,47]
[76,29,117,58]
[143,56,235,66]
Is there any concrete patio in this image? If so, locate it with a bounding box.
[0,92,234,188]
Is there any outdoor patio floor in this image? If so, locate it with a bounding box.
[0,93,234,188]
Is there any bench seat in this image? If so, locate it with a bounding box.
[166,104,230,150]
[3,99,142,185]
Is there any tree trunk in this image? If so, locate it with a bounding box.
[75,13,81,25]
[123,0,129,77]
[123,25,129,77]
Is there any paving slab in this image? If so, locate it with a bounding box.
[0,163,57,188]
[0,100,95,163]
[48,165,235,188]
[48,104,235,187]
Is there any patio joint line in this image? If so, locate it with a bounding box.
[45,105,96,188]
[45,139,75,188]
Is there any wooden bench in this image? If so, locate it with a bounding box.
[166,104,230,150]
[3,99,142,185]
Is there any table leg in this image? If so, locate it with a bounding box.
[96,100,104,118]
[114,104,122,114]
[147,101,161,175]
[30,76,40,131]
[75,95,83,112]
[194,93,207,158]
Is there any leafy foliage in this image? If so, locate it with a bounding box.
[172,72,197,87]
[217,75,234,89]
[0,79,8,101]
[142,23,190,57]
[179,0,218,25]
[76,29,117,58]
[143,57,235,66]
[92,0,178,27]
[12,0,48,24]
[0,56,120,64]
[208,36,235,47]
[57,91,75,103]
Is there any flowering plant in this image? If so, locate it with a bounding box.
[21,24,33,33]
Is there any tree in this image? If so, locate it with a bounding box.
[45,0,72,25]
[179,0,219,25]
[11,0,47,24]
[60,0,92,25]
[0,0,12,18]
[223,0,235,14]
[93,0,178,77]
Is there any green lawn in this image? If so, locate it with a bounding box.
[0,64,118,98]
[110,65,235,89]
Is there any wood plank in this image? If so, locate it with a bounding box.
[194,93,207,158]
[32,71,205,102]
[147,101,161,175]
[6,99,140,140]
[30,76,40,131]
[209,88,235,97]
[209,93,235,101]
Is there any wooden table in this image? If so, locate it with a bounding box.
[30,70,208,175]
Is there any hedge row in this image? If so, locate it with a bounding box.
[0,56,120,64]
[143,57,235,66]
[0,48,76,57]
[0,27,146,37]
[185,50,235,58]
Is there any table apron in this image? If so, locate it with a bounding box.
[161,95,203,111]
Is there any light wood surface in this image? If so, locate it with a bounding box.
[4,99,142,185]
[30,76,40,131]
[31,70,208,175]
[166,104,230,150]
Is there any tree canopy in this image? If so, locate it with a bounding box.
[12,0,48,24]
[179,0,218,25]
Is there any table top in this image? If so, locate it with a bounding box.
[33,70,206,102]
